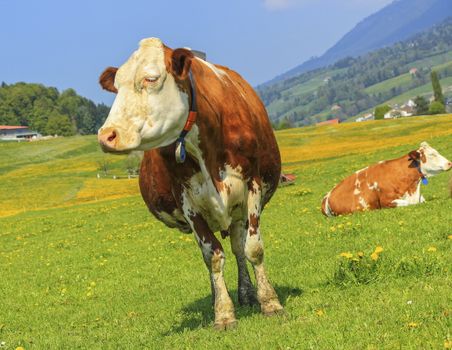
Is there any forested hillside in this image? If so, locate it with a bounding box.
[258,18,452,127]
[0,82,109,136]
[269,0,451,84]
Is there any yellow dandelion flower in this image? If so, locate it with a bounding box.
[447,235,452,240]
[16,347,25,350]
[315,309,325,317]
[444,340,452,349]
[374,246,384,254]
[357,251,364,258]
[340,252,353,259]
[407,322,418,328]
[370,252,379,261]
[427,246,437,252]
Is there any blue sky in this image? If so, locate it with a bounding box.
[0,0,393,104]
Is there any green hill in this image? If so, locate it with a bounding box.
[269,0,452,83]
[1,115,451,348]
[258,18,452,126]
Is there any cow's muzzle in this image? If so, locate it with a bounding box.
[98,127,121,153]
[447,162,452,171]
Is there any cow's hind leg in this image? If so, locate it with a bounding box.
[245,181,284,316]
[187,213,236,330]
[229,220,258,306]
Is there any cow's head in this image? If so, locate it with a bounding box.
[98,38,194,153]
[409,142,452,176]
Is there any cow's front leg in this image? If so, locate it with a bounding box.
[245,181,284,316]
[229,220,258,306]
[188,213,236,330]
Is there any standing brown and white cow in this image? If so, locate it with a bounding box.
[97,38,283,329]
[321,142,452,216]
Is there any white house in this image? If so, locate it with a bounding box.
[0,125,41,141]
[356,113,375,122]
[384,110,402,119]
[406,99,416,108]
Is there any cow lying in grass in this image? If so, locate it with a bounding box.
[97,38,283,329]
[322,142,452,216]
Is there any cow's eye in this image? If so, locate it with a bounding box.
[143,76,159,86]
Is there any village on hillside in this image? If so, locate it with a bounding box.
[355,96,452,122]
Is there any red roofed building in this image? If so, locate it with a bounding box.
[0,125,40,141]
[316,119,340,127]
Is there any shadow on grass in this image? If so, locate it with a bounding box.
[163,285,303,334]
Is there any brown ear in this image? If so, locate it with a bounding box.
[171,49,194,80]
[99,67,118,93]
[408,150,420,161]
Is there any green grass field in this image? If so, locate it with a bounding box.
[1,115,451,349]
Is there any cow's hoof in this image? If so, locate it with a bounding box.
[213,319,237,331]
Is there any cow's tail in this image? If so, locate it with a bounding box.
[321,191,335,217]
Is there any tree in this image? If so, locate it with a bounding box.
[428,101,446,115]
[97,157,111,176]
[45,114,75,136]
[413,96,429,115]
[430,71,445,105]
[277,117,293,130]
[0,82,109,135]
[125,153,142,176]
[374,105,391,120]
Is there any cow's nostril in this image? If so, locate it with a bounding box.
[107,131,117,142]
[98,128,119,151]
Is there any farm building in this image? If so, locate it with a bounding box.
[384,105,414,119]
[409,67,418,75]
[0,125,41,141]
[316,119,340,126]
[356,113,375,122]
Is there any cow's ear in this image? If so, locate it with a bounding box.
[171,49,194,80]
[408,150,420,161]
[99,67,118,93]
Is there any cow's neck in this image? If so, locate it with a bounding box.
[403,155,424,186]
[184,116,224,188]
[163,59,235,187]
[184,62,226,182]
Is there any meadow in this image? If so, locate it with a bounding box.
[0,115,451,349]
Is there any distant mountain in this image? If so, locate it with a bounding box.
[257,18,452,127]
[265,0,452,85]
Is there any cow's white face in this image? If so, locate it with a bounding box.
[419,142,452,176]
[98,38,192,153]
